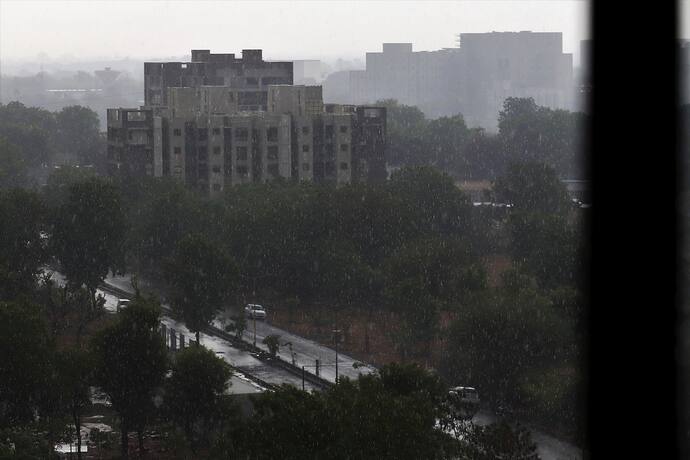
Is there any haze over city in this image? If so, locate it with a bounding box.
[1,0,590,67]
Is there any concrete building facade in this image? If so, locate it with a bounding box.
[144,49,293,109]
[108,79,386,194]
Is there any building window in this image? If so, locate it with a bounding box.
[267,127,278,142]
[339,125,348,134]
[302,126,310,135]
[237,165,248,176]
[213,146,221,155]
[340,143,349,152]
[340,162,349,170]
[174,147,181,155]
[198,147,208,160]
[302,144,310,153]
[212,183,221,191]
[268,164,280,178]
[236,146,248,160]
[302,163,311,171]
[235,128,248,141]
[325,125,334,138]
[325,162,335,175]
[267,145,279,160]
[198,128,208,141]
[212,128,221,135]
[228,92,235,102]
[246,77,259,86]
[212,165,221,173]
[173,128,182,136]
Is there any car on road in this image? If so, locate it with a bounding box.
[116,298,131,312]
[448,386,480,419]
[245,303,267,320]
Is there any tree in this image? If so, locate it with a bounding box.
[165,234,239,345]
[263,334,281,357]
[50,177,127,300]
[55,347,94,460]
[54,106,103,166]
[224,364,455,459]
[498,97,586,179]
[375,99,428,166]
[0,102,56,170]
[226,314,247,339]
[388,166,473,237]
[164,346,232,452]
[441,272,573,409]
[0,301,53,429]
[493,161,571,215]
[0,137,28,189]
[458,420,540,460]
[91,296,168,458]
[0,188,47,300]
[420,115,470,174]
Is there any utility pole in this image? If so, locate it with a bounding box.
[333,306,341,384]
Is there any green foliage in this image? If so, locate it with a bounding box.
[54,106,102,166]
[263,334,281,356]
[0,102,106,184]
[164,345,232,451]
[0,137,28,189]
[50,177,127,294]
[441,272,574,408]
[389,166,472,236]
[224,363,454,459]
[493,161,571,215]
[0,188,47,299]
[0,301,53,428]
[226,314,247,339]
[498,97,586,179]
[165,234,239,342]
[91,296,168,455]
[459,420,540,460]
[381,97,586,181]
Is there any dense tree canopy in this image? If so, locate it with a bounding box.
[50,177,127,296]
[91,296,168,458]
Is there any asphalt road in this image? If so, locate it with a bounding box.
[86,271,582,458]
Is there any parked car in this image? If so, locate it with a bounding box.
[245,303,267,320]
[116,298,131,312]
[448,386,480,419]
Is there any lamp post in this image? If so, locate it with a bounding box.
[333,328,341,384]
[253,313,257,347]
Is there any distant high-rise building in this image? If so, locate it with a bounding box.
[322,31,575,131]
[293,60,323,85]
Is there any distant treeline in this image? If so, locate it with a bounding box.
[0,102,105,188]
[380,97,589,181]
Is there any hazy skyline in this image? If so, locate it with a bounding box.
[1,1,590,67]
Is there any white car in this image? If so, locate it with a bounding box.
[116,298,131,312]
[245,303,267,320]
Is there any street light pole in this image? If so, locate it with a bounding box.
[253,314,257,347]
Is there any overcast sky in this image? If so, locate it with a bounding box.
[1,0,591,65]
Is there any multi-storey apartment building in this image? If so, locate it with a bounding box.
[144,49,293,109]
[108,56,386,195]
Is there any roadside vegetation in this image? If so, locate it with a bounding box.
[0,97,588,457]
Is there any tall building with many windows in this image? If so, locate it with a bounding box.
[107,51,386,195]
